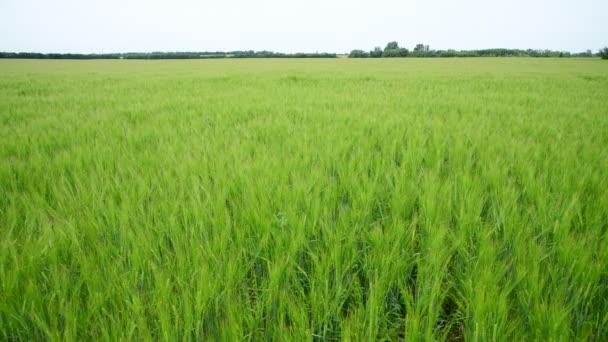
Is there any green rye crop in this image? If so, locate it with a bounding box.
[1,58,607,340]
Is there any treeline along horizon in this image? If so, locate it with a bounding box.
[1,46,607,59]
[350,41,606,58]
[0,51,338,59]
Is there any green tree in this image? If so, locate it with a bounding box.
[383,48,409,57]
[370,47,383,58]
[349,50,369,58]
[600,47,608,59]
[385,41,399,51]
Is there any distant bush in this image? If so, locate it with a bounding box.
[600,47,608,60]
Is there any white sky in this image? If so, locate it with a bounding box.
[1,0,606,53]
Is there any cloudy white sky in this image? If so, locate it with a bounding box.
[1,0,606,53]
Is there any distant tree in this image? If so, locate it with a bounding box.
[383,49,398,57]
[385,41,399,50]
[383,48,409,57]
[571,50,594,57]
[370,47,383,58]
[349,49,369,58]
[600,47,608,59]
[382,41,408,57]
[413,44,430,52]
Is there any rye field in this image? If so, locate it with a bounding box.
[1,58,607,340]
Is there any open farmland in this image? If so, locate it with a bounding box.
[1,58,608,340]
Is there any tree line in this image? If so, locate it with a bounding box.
[350,42,607,58]
[1,46,606,59]
[0,51,337,59]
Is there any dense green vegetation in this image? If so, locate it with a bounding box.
[1,45,603,60]
[349,42,600,58]
[1,58,607,340]
[0,51,337,59]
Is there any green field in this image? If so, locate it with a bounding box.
[1,58,607,340]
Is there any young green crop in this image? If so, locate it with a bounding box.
[1,58,607,340]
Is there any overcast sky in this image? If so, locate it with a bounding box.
[1,0,606,53]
